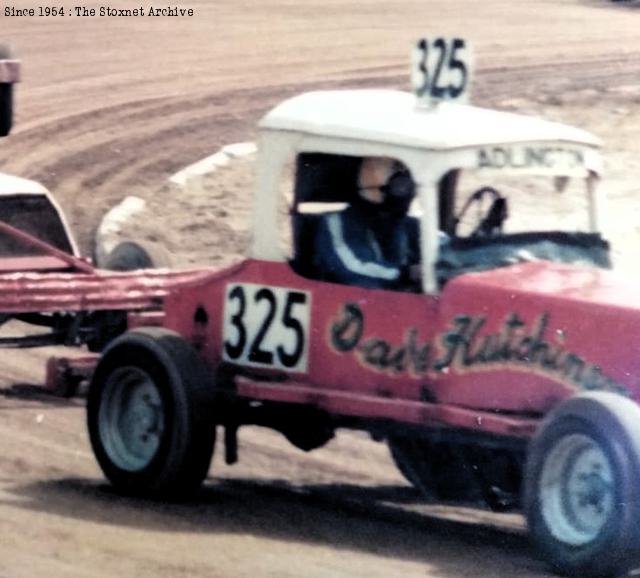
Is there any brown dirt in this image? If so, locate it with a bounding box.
[1,0,640,576]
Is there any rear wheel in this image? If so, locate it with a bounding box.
[524,392,640,577]
[387,436,481,501]
[87,328,216,498]
[387,436,429,491]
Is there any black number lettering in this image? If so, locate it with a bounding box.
[277,292,307,368]
[248,288,277,364]
[448,38,468,98]
[431,38,448,99]
[225,285,308,369]
[415,37,469,101]
[224,286,247,359]
[416,38,429,97]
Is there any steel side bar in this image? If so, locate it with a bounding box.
[235,376,539,438]
[0,268,215,313]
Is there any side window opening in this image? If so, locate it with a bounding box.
[290,153,422,292]
[290,153,361,279]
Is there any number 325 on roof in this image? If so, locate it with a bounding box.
[411,37,473,106]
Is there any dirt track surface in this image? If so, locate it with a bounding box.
[1,1,640,576]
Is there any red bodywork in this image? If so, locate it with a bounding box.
[0,267,215,312]
[0,263,216,394]
[0,220,217,391]
[0,222,215,312]
[2,212,634,442]
[160,258,639,440]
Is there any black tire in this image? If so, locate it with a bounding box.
[524,392,640,577]
[102,240,173,271]
[387,436,480,501]
[387,436,428,490]
[87,327,216,498]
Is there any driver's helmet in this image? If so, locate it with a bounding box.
[357,157,415,218]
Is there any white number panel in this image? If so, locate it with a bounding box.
[222,283,311,372]
[411,37,472,105]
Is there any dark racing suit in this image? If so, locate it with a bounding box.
[313,204,420,289]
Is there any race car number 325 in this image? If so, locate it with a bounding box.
[411,37,471,104]
[223,283,311,372]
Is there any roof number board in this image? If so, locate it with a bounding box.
[411,37,472,106]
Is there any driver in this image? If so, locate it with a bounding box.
[314,156,421,289]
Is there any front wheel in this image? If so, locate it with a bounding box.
[524,392,640,577]
[87,328,216,499]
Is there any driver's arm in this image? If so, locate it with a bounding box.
[314,212,403,289]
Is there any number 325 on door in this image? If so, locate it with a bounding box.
[222,283,311,372]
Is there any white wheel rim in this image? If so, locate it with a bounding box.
[539,433,615,546]
[98,366,165,472]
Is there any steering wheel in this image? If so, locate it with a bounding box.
[452,187,508,238]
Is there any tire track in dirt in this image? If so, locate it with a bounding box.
[5,52,640,198]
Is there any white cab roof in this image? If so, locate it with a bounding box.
[0,172,49,196]
[260,90,601,150]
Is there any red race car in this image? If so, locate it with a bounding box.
[3,39,637,577]
[85,40,640,578]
